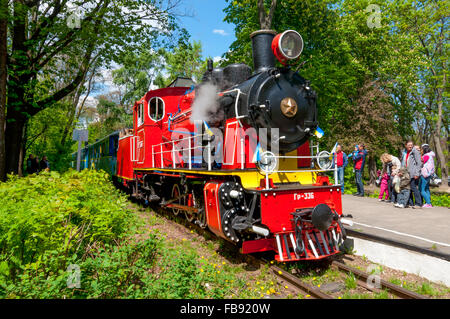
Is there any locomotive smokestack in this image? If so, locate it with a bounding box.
[250,30,277,73]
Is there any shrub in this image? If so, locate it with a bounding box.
[0,169,133,295]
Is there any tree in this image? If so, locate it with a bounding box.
[223,0,447,185]
[4,0,186,176]
[331,80,403,184]
[112,49,163,106]
[389,0,448,186]
[0,0,7,180]
[163,41,205,83]
[152,41,213,87]
[87,95,132,143]
[257,0,277,29]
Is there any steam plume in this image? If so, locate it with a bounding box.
[190,83,223,123]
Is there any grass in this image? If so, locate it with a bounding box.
[389,277,449,298]
[345,272,357,289]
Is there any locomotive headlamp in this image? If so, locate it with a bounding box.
[317,150,333,170]
[272,30,304,65]
[257,151,278,174]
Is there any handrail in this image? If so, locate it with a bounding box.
[149,131,339,189]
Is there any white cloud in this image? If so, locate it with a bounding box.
[213,56,223,63]
[213,29,229,36]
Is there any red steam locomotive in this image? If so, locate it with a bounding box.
[114,29,347,262]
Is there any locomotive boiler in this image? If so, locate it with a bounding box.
[106,29,348,262]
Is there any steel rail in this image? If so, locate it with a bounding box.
[331,260,428,299]
[269,264,333,299]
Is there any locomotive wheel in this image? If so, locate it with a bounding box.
[171,184,185,216]
[185,209,195,223]
[197,208,207,229]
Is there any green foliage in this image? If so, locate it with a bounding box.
[164,41,205,84]
[25,101,77,172]
[76,236,160,299]
[345,272,357,289]
[0,169,133,295]
[87,95,133,144]
[4,0,189,177]
[149,248,203,298]
[223,0,448,176]
[112,49,164,106]
[431,192,450,208]
[0,170,280,299]
[154,41,217,87]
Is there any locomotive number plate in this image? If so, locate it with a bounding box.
[293,192,314,200]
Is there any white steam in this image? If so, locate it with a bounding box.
[190,83,223,123]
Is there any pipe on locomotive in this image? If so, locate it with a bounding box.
[250,30,277,73]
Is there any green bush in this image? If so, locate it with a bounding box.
[431,193,450,207]
[0,169,133,296]
[2,236,160,299]
[0,170,279,299]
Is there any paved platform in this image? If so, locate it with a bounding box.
[341,194,450,255]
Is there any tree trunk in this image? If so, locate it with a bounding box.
[0,0,7,181]
[18,122,27,177]
[5,108,27,175]
[433,134,448,189]
[257,0,277,29]
[434,72,447,189]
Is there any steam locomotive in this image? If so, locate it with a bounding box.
[81,30,348,262]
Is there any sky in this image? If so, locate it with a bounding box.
[179,0,236,61]
[90,1,236,101]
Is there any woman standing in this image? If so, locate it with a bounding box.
[380,153,401,203]
[420,144,435,208]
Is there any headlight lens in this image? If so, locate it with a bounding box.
[317,150,333,170]
[279,30,303,59]
[257,151,278,174]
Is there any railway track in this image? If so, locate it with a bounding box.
[265,258,427,299]
[148,205,428,299]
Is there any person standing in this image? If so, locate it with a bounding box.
[40,156,50,171]
[380,153,401,203]
[26,154,35,175]
[334,144,348,193]
[419,144,435,208]
[394,167,411,208]
[378,170,390,201]
[32,156,40,174]
[353,144,368,197]
[401,141,423,208]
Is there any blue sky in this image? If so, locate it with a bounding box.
[179,0,236,60]
[92,1,236,98]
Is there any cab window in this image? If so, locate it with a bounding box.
[137,103,144,126]
[148,97,165,122]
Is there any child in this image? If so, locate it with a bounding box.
[378,171,389,201]
[394,167,411,208]
[376,169,381,186]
